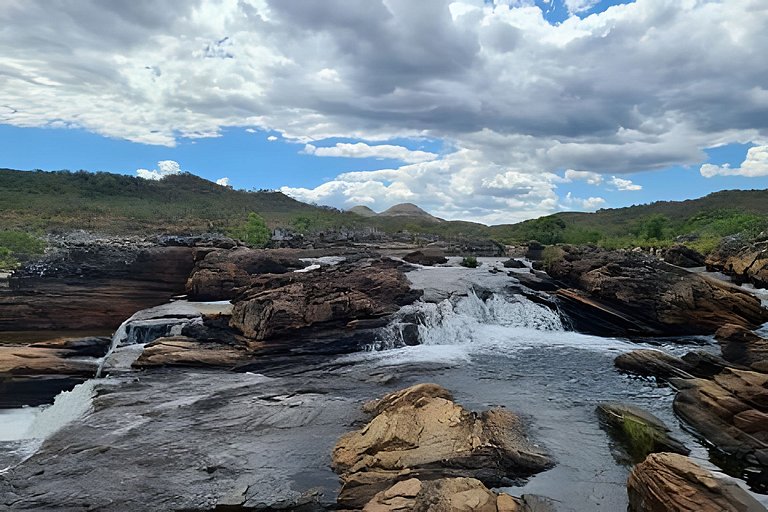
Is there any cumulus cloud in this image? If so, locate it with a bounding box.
[136,160,183,180]
[563,169,603,185]
[562,192,606,210]
[609,176,642,191]
[216,177,230,186]
[563,0,600,15]
[2,0,768,220]
[267,135,278,141]
[302,142,438,163]
[700,145,768,178]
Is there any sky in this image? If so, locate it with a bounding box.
[1,0,767,225]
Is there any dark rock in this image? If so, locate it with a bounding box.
[230,259,420,341]
[680,350,751,378]
[627,452,765,512]
[547,246,768,335]
[614,350,695,379]
[662,244,705,268]
[503,258,527,269]
[525,241,544,260]
[716,323,768,369]
[402,249,448,266]
[596,402,689,462]
[706,236,768,288]
[28,336,111,358]
[332,383,553,508]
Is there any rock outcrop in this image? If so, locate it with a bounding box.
[627,453,765,512]
[547,246,768,335]
[661,245,705,268]
[706,235,768,289]
[402,249,448,266]
[132,336,250,368]
[716,323,768,370]
[332,383,553,508]
[230,259,420,341]
[0,340,106,377]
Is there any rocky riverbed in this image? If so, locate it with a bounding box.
[2,239,768,511]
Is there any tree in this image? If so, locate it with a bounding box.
[231,212,271,247]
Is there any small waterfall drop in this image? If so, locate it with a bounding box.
[25,380,97,439]
[370,290,564,351]
[96,314,133,378]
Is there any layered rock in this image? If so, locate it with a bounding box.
[547,246,768,335]
[0,240,199,331]
[627,453,765,512]
[230,259,420,341]
[706,236,768,288]
[661,245,705,268]
[716,324,768,370]
[0,341,105,377]
[132,336,250,368]
[332,383,553,508]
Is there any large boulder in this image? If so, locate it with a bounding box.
[402,249,448,266]
[627,453,765,512]
[332,383,553,508]
[662,245,705,268]
[230,259,420,341]
[547,246,768,335]
[132,336,250,369]
[716,324,768,370]
[707,236,768,288]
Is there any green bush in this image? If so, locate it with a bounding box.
[229,212,271,247]
[460,255,478,268]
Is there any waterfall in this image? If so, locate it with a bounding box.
[95,313,134,378]
[370,290,564,351]
[25,380,97,439]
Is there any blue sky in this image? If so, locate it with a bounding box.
[1,0,767,224]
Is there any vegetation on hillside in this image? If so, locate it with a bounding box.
[0,230,46,269]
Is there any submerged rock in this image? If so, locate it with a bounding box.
[547,246,768,336]
[596,401,689,463]
[332,383,553,508]
[627,452,765,512]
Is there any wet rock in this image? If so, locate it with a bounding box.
[185,247,310,301]
[503,258,527,269]
[596,402,689,462]
[361,477,554,512]
[132,336,251,369]
[627,452,765,512]
[332,383,553,508]
[671,369,768,467]
[111,302,205,347]
[614,350,695,379]
[716,324,768,369]
[547,246,768,335]
[28,336,111,358]
[661,245,705,268]
[402,249,448,266]
[230,259,420,341]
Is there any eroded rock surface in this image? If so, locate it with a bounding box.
[716,324,768,370]
[627,452,765,512]
[707,236,768,289]
[332,383,553,508]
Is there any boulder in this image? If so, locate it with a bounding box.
[402,249,448,266]
[503,258,527,269]
[332,383,553,508]
[0,344,97,377]
[716,324,768,369]
[185,247,309,301]
[361,477,555,512]
[525,241,544,261]
[706,236,768,288]
[546,246,768,335]
[230,259,420,341]
[627,453,765,512]
[661,245,705,268]
[596,402,689,462]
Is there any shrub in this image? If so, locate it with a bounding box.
[460,255,478,268]
[229,212,271,247]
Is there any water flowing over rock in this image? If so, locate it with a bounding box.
[230,258,420,341]
[547,246,768,335]
[332,383,553,508]
[627,452,765,512]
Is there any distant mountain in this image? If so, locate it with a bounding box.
[348,205,378,217]
[350,202,444,223]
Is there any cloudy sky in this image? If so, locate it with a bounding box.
[1,0,767,224]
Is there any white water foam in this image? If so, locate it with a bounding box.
[25,380,97,439]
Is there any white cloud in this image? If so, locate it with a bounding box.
[563,0,600,15]
[136,160,183,181]
[562,192,606,210]
[246,128,256,133]
[302,142,438,164]
[216,177,230,186]
[563,169,603,185]
[267,135,278,142]
[609,176,642,191]
[700,145,768,178]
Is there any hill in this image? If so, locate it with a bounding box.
[348,205,377,217]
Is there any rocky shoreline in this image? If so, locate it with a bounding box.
[2,236,768,510]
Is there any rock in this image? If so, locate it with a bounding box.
[361,477,553,512]
[132,336,250,368]
[680,350,751,378]
[110,302,205,347]
[596,402,689,462]
[230,259,420,341]
[525,241,544,261]
[0,345,97,377]
[627,452,765,512]
[546,246,768,335]
[28,336,111,357]
[0,241,198,331]
[332,383,553,508]
[402,249,448,266]
[716,324,768,369]
[661,245,705,268]
[503,258,527,269]
[706,236,768,288]
[185,247,310,301]
[614,350,695,379]
[672,369,768,467]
